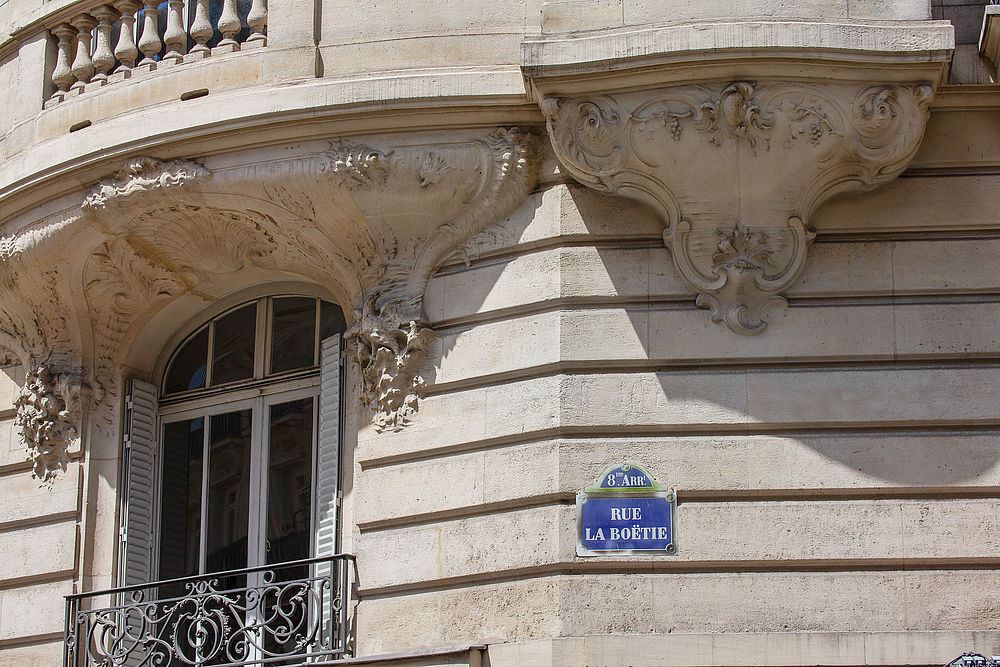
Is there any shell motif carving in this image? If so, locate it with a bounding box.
[542,81,933,334]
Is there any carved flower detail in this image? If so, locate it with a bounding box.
[712,225,773,273]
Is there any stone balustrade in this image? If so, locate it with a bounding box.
[44,0,266,108]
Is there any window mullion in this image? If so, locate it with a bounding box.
[255,297,269,380]
[205,323,215,388]
[248,396,266,569]
[313,297,321,366]
[198,413,210,575]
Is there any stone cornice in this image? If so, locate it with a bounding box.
[523,20,953,91]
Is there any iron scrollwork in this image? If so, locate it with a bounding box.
[64,556,354,667]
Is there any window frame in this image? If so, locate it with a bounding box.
[150,290,345,583]
[155,384,320,580]
[162,294,334,400]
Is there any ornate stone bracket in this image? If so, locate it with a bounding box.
[67,129,537,435]
[317,128,537,430]
[540,80,934,334]
[15,364,84,482]
[0,209,88,481]
[347,294,435,432]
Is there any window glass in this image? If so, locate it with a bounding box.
[206,410,252,576]
[211,304,257,386]
[319,300,346,341]
[164,328,208,394]
[266,398,314,567]
[270,297,317,374]
[158,418,204,587]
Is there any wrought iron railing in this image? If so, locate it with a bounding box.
[64,555,355,667]
[946,655,1000,667]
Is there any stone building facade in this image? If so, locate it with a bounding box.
[1,1,999,666]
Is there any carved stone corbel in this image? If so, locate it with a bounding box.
[15,364,84,481]
[541,80,933,334]
[76,129,537,434]
[347,294,435,432]
[0,214,88,481]
[319,127,537,430]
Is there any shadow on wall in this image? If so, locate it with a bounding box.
[427,181,1000,487]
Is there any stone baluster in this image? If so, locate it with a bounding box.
[49,23,77,101]
[113,0,141,72]
[136,0,162,66]
[246,0,266,45]
[189,0,214,55]
[163,0,187,61]
[91,6,120,82]
[69,14,97,90]
[217,0,242,49]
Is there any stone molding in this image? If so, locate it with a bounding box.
[0,129,538,466]
[541,80,934,334]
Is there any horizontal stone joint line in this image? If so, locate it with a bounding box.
[429,292,1000,331]
[0,510,80,535]
[423,358,1000,399]
[359,424,1000,470]
[0,568,77,591]
[356,559,1000,600]
[356,489,1000,534]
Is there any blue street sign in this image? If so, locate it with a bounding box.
[576,463,676,557]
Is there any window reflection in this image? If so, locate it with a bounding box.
[320,300,346,342]
[206,410,252,576]
[211,304,256,386]
[164,328,208,394]
[158,418,204,592]
[271,297,317,374]
[266,398,315,568]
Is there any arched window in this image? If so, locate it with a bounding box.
[119,293,347,599]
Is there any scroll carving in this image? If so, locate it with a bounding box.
[321,141,392,190]
[542,81,933,334]
[82,157,209,230]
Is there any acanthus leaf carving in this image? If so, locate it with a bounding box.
[543,80,933,334]
[15,363,86,483]
[346,293,435,433]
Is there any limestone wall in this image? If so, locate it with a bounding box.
[0,367,76,667]
[347,122,1000,662]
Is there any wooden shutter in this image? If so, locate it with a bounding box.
[119,378,158,587]
[314,334,342,561]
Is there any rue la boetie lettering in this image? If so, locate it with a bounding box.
[576,463,677,557]
[583,506,672,543]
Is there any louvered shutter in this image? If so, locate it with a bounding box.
[314,335,342,561]
[311,335,344,661]
[119,379,158,588]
